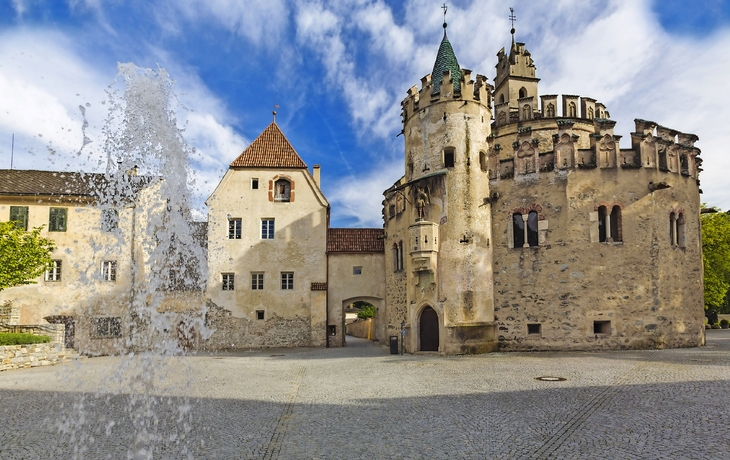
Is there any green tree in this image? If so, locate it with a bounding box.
[356,304,376,319]
[0,221,56,291]
[701,210,730,318]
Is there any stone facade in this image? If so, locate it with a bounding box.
[0,343,73,371]
[382,26,704,353]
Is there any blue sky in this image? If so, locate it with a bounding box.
[1,0,729,226]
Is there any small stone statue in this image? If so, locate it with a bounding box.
[415,186,430,220]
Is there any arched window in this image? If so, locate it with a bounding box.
[527,211,539,246]
[677,213,686,247]
[568,102,577,118]
[546,103,555,118]
[398,240,404,271]
[598,206,607,242]
[392,243,399,272]
[610,206,622,242]
[522,104,531,120]
[513,212,539,248]
[499,94,505,104]
[479,151,488,172]
[669,212,676,246]
[519,87,527,98]
[513,213,524,248]
[587,107,594,119]
[443,147,455,168]
[274,178,291,202]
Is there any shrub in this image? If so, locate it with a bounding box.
[711,323,722,329]
[721,319,729,326]
[0,333,51,346]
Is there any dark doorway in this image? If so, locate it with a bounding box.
[419,307,439,351]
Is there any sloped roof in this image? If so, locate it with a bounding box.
[431,30,461,95]
[327,228,385,253]
[230,122,307,169]
[0,169,154,199]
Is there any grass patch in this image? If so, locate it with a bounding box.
[0,333,51,346]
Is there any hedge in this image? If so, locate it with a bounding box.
[0,333,51,346]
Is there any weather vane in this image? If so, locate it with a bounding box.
[441,3,448,28]
[509,7,516,35]
[273,104,280,122]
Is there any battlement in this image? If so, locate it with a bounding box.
[487,117,701,185]
[401,69,492,125]
[495,94,610,127]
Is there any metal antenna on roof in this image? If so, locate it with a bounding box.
[10,133,14,170]
[273,104,280,123]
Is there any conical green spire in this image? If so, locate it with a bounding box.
[431,30,461,95]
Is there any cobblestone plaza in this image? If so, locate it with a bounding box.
[1,331,729,459]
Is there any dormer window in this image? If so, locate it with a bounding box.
[274,179,291,202]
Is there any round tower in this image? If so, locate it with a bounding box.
[394,22,498,354]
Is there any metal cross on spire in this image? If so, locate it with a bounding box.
[441,3,448,28]
[509,7,516,36]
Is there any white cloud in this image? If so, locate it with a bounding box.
[162,0,290,46]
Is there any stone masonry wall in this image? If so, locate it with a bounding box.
[203,303,312,349]
[1,343,72,371]
[490,166,704,351]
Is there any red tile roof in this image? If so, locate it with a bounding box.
[327,228,384,253]
[230,122,307,169]
[0,170,153,198]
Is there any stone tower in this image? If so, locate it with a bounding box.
[386,22,498,353]
[493,25,540,125]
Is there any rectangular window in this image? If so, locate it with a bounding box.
[101,260,117,282]
[101,209,119,232]
[251,272,264,290]
[251,178,259,189]
[444,147,455,168]
[222,273,235,290]
[527,323,541,335]
[261,219,274,239]
[594,320,611,335]
[353,266,362,275]
[45,260,62,282]
[256,310,265,320]
[9,206,28,230]
[95,317,122,338]
[49,207,67,232]
[228,218,242,239]
[281,272,294,290]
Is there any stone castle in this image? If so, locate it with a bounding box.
[0,21,704,355]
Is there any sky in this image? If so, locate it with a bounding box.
[1,0,729,227]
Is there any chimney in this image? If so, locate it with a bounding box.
[313,164,321,188]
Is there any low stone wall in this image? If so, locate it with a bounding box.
[347,318,375,340]
[1,343,72,371]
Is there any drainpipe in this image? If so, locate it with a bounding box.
[325,205,330,348]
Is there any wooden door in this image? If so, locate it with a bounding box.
[419,307,439,351]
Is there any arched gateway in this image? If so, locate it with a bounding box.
[419,306,439,351]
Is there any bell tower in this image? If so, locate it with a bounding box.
[493,8,540,124]
[396,10,498,354]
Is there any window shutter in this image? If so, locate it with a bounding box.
[10,206,28,230]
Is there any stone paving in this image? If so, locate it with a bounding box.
[1,331,730,459]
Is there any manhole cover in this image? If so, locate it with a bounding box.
[535,376,567,382]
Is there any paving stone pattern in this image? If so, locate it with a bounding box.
[1,331,729,459]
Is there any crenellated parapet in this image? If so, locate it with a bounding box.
[401,69,492,126]
[494,93,611,128]
[487,117,701,186]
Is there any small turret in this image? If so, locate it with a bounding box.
[493,10,539,114]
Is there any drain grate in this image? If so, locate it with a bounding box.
[535,376,567,382]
